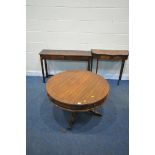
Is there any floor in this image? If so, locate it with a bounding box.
[26,76,129,155]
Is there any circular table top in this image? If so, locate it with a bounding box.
[46,70,110,111]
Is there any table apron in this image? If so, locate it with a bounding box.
[40,55,91,61]
[92,55,128,61]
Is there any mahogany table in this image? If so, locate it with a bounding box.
[91,49,129,85]
[39,50,92,83]
[46,70,110,129]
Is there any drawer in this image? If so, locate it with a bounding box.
[100,55,122,61]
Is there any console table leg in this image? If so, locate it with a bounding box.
[68,112,77,130]
[117,60,125,85]
[40,58,45,83]
[90,56,93,71]
[96,58,99,74]
[44,59,48,78]
[87,59,90,71]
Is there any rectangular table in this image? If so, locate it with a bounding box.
[91,49,129,85]
[39,49,92,83]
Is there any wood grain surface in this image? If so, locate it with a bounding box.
[40,49,91,56]
[91,49,129,56]
[46,70,109,111]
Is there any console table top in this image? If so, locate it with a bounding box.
[39,49,91,57]
[91,49,129,56]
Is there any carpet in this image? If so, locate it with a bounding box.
[26,76,129,155]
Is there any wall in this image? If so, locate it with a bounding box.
[26,0,129,79]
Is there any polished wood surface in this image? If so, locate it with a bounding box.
[40,49,91,56]
[91,49,129,57]
[91,49,128,61]
[46,70,109,111]
[40,49,91,58]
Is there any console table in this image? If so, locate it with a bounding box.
[39,50,92,83]
[91,49,129,85]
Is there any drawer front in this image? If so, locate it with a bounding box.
[93,55,127,61]
[41,55,65,60]
[41,55,90,61]
[100,55,122,60]
[64,56,89,61]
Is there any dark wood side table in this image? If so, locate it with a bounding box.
[46,70,110,129]
[91,49,129,85]
[39,50,92,83]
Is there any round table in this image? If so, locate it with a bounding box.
[46,70,110,129]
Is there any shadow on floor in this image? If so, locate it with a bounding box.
[40,97,117,134]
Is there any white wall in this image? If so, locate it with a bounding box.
[26,0,129,79]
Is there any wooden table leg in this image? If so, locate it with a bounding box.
[40,57,45,83]
[117,59,125,85]
[67,112,77,130]
[96,58,99,74]
[89,109,102,116]
[87,59,91,71]
[44,59,48,78]
[90,57,93,71]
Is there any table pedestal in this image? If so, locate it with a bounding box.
[67,108,102,130]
